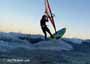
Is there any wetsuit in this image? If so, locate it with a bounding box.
[40,15,53,40]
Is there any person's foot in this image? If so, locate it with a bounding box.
[50,35,54,39]
[45,38,49,40]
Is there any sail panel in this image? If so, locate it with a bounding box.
[45,0,56,32]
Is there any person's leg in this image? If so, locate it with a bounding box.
[44,31,47,40]
[46,27,54,38]
[41,27,47,40]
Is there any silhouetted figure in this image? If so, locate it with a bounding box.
[40,15,53,40]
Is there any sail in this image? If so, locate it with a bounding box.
[45,0,56,33]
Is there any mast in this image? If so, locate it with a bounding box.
[44,0,56,33]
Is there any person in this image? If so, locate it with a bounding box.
[40,14,53,40]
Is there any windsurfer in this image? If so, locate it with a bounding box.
[40,15,53,40]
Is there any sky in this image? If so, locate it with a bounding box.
[0,0,90,39]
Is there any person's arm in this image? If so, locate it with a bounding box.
[45,17,49,22]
